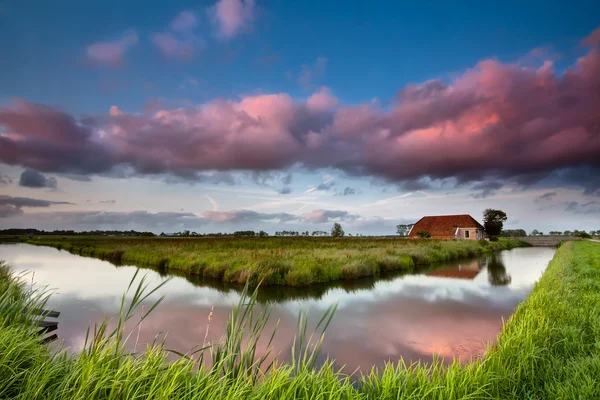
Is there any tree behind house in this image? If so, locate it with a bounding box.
[483,209,507,237]
[396,224,414,237]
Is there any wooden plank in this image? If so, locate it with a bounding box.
[30,308,60,318]
[38,324,58,335]
[41,334,58,344]
[38,320,59,328]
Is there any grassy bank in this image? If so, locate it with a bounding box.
[1,241,599,398]
[16,236,526,286]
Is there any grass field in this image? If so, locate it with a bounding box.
[0,240,599,399]
[12,236,527,286]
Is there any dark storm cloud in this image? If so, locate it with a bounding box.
[19,169,57,189]
[1,28,600,191]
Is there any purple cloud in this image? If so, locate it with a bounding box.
[152,11,203,60]
[303,209,358,223]
[208,0,255,39]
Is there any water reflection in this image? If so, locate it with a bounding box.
[485,254,512,286]
[0,243,554,372]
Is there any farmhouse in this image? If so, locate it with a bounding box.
[409,214,484,240]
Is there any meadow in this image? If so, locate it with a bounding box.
[0,240,599,399]
[13,236,527,286]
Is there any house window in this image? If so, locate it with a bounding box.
[465,230,470,239]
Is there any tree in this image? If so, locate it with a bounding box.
[258,230,268,238]
[530,229,540,236]
[483,209,507,237]
[331,223,345,238]
[396,224,414,237]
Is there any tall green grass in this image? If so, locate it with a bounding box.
[19,236,527,286]
[1,241,599,398]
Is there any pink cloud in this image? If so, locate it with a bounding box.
[581,27,600,48]
[152,11,203,60]
[2,26,600,193]
[86,30,138,68]
[208,0,255,39]
[303,210,357,224]
[306,87,340,112]
[171,11,197,32]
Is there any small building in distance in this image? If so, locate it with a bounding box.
[408,214,484,240]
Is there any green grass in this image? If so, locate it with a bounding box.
[1,241,599,398]
[13,236,527,286]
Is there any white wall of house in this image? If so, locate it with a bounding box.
[456,228,483,240]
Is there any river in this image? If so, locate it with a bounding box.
[0,243,555,372]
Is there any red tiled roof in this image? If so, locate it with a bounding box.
[409,214,484,238]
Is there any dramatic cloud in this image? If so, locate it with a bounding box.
[278,187,292,194]
[19,169,57,189]
[535,191,557,202]
[2,27,600,193]
[208,0,255,39]
[565,201,600,214]
[470,181,503,199]
[152,11,203,60]
[303,209,358,223]
[87,30,138,67]
[202,210,297,223]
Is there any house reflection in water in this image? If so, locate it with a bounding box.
[425,254,512,286]
[426,258,482,280]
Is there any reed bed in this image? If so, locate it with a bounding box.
[1,241,599,398]
[18,236,526,286]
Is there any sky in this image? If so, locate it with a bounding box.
[1,0,599,235]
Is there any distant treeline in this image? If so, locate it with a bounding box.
[500,229,597,238]
[0,229,157,237]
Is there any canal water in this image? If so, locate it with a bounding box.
[0,243,555,372]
